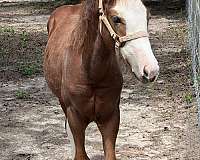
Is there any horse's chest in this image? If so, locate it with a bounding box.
[64,55,123,120]
[66,83,94,116]
[65,82,122,120]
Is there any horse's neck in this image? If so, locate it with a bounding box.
[82,34,116,82]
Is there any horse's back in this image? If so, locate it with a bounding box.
[44,4,81,99]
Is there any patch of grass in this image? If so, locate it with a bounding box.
[18,63,40,76]
[0,26,15,34]
[15,90,29,99]
[20,31,29,48]
[35,47,43,59]
[185,93,193,104]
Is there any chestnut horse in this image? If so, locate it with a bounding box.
[44,0,159,159]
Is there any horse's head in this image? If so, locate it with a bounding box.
[99,0,159,83]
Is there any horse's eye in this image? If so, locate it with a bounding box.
[112,16,121,24]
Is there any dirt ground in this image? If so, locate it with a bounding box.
[0,1,200,160]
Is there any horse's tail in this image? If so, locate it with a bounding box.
[66,118,75,159]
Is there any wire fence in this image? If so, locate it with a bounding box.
[188,0,200,125]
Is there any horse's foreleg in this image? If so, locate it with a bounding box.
[66,119,75,159]
[97,107,120,160]
[67,107,90,160]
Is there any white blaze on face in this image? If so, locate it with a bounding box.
[114,0,159,81]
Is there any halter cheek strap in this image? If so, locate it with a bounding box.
[98,0,149,52]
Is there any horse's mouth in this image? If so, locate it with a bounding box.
[142,75,157,83]
[133,72,158,84]
[122,57,158,84]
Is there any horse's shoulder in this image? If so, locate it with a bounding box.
[47,4,81,36]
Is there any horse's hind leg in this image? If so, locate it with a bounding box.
[67,107,90,160]
[97,107,120,160]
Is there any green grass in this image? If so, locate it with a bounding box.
[185,93,193,104]
[18,63,40,76]
[0,26,15,34]
[20,31,29,48]
[15,90,29,99]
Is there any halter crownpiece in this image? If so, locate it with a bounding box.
[98,0,149,50]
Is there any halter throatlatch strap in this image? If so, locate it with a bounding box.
[99,0,103,33]
[98,0,149,53]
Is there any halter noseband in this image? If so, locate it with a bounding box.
[98,0,149,51]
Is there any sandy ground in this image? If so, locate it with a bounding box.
[0,1,200,160]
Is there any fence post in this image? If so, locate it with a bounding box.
[188,0,200,126]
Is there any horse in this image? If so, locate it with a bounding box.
[43,0,159,159]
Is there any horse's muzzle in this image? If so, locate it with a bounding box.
[141,65,159,83]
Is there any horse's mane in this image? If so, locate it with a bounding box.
[70,0,115,54]
[70,0,98,54]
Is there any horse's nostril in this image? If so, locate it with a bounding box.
[149,76,157,82]
[142,66,158,83]
[142,75,156,83]
[143,68,149,79]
